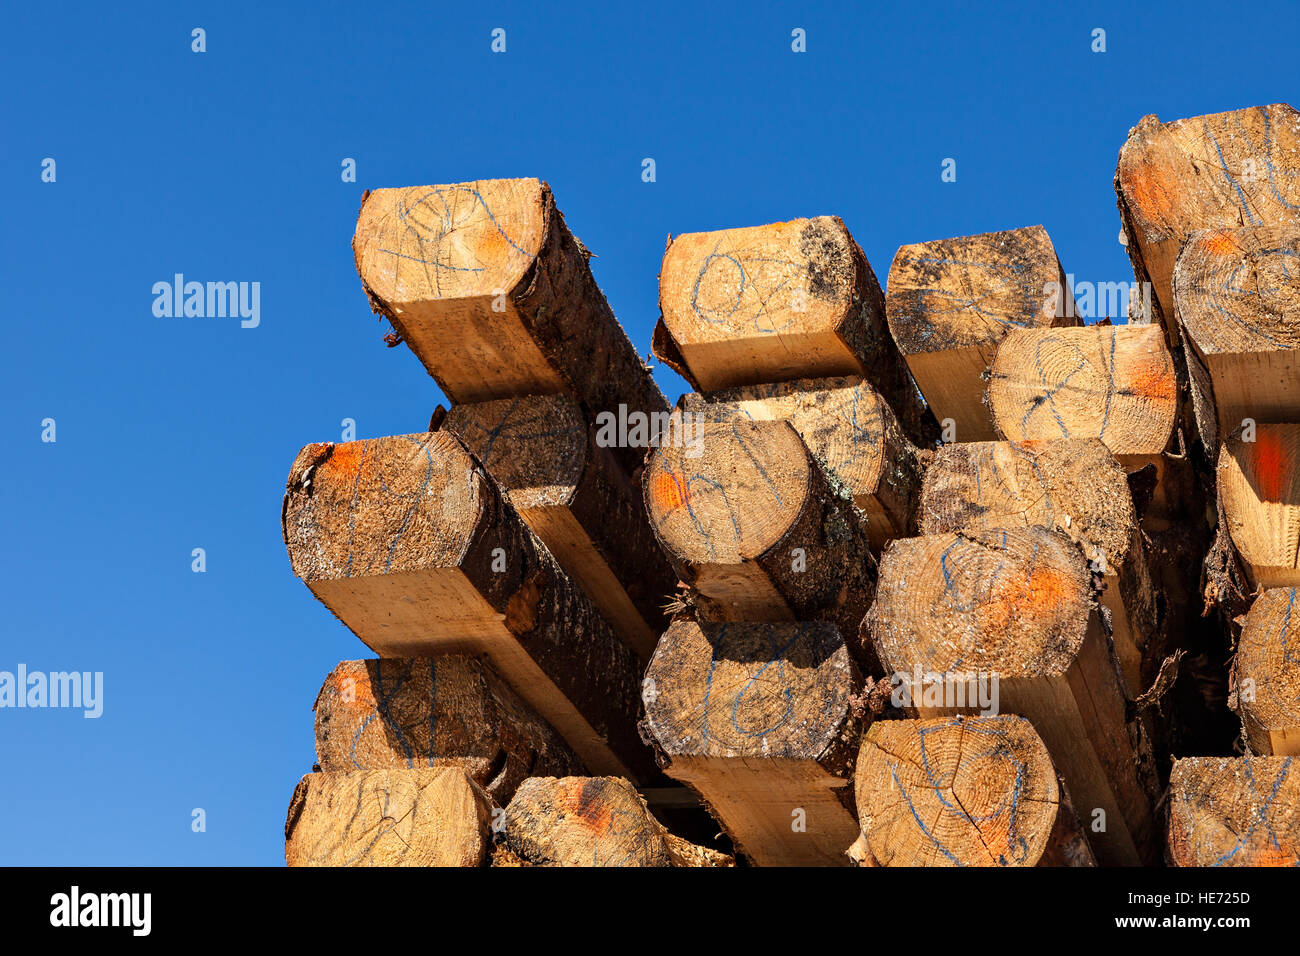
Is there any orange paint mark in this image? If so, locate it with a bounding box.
[1249,843,1300,867]
[562,779,612,835]
[1201,230,1240,257]
[978,565,1074,633]
[1121,159,1178,227]
[1124,359,1175,402]
[322,441,367,482]
[1251,429,1290,502]
[649,470,687,513]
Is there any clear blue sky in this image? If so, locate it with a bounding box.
[1,1,1294,864]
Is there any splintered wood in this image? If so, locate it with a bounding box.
[282,431,651,780]
[643,418,877,662]
[866,527,1157,865]
[314,657,584,803]
[678,376,921,550]
[855,716,1094,867]
[918,439,1156,687]
[442,393,673,654]
[1168,757,1300,866]
[641,619,861,866]
[285,768,493,867]
[654,216,936,446]
[885,225,1079,441]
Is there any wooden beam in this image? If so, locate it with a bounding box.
[1115,103,1300,333]
[641,619,862,866]
[1175,224,1300,434]
[313,656,584,804]
[643,419,878,666]
[442,394,673,655]
[854,715,1095,867]
[353,178,668,475]
[284,767,492,867]
[282,431,653,781]
[1168,757,1300,866]
[885,225,1081,441]
[678,376,922,551]
[989,324,1182,524]
[918,439,1157,689]
[495,776,733,867]
[866,527,1158,865]
[1218,424,1300,589]
[1234,588,1300,755]
[653,217,937,447]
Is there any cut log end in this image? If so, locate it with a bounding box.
[1168,757,1300,866]
[1218,424,1300,590]
[855,716,1070,867]
[1236,589,1300,755]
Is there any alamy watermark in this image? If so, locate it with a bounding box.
[890,666,1000,715]
[594,405,704,458]
[1044,276,1153,323]
[0,665,103,718]
[152,274,260,328]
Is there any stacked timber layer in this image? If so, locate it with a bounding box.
[275,104,1300,866]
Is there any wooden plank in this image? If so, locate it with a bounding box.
[1175,224,1300,434]
[284,767,492,867]
[313,656,584,804]
[353,177,668,475]
[1115,103,1300,334]
[1168,756,1300,866]
[495,776,733,867]
[866,527,1159,865]
[1217,423,1300,589]
[1234,588,1300,755]
[918,439,1157,689]
[854,715,1094,867]
[989,324,1182,524]
[678,376,922,551]
[443,393,674,655]
[643,418,878,668]
[282,431,653,781]
[885,225,1081,441]
[641,619,862,866]
[653,217,937,446]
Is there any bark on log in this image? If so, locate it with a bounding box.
[678,375,922,551]
[442,393,674,655]
[313,656,584,804]
[854,715,1095,866]
[653,216,937,446]
[885,225,1080,441]
[282,431,652,781]
[641,618,863,866]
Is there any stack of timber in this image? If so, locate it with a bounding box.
[275,104,1300,868]
[884,225,1080,442]
[283,179,716,865]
